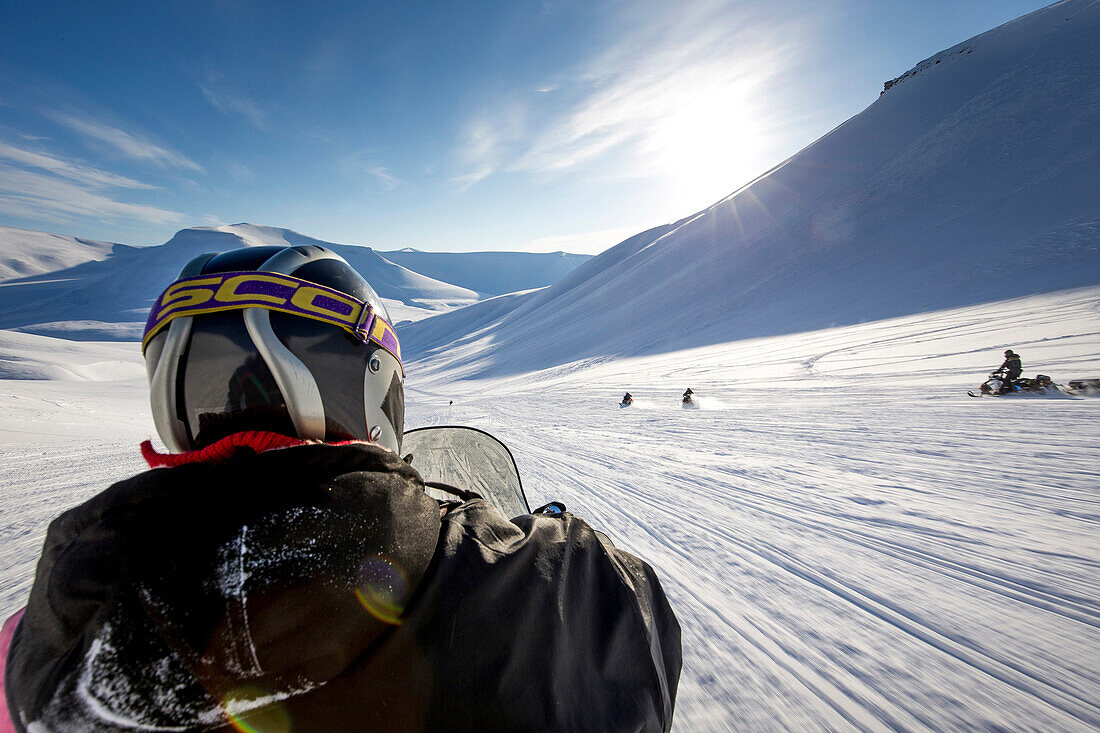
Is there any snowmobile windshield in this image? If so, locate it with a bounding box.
[402,426,529,517]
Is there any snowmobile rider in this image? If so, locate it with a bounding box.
[2,246,681,733]
[622,391,633,404]
[997,349,1023,382]
[682,387,694,403]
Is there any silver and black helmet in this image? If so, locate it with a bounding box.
[143,245,404,454]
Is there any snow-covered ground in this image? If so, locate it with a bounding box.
[3,286,1098,731]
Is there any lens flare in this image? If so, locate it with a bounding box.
[355,557,408,625]
[222,686,291,733]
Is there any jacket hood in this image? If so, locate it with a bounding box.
[6,442,441,731]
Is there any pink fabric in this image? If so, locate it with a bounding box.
[0,607,25,733]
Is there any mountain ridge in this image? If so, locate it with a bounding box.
[0,225,125,282]
[0,222,593,339]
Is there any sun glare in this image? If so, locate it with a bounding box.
[648,85,766,213]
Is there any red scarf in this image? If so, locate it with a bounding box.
[140,431,357,468]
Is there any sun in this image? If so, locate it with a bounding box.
[647,85,767,214]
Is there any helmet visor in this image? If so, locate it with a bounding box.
[180,312,296,448]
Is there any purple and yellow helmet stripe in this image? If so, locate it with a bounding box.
[143,271,402,373]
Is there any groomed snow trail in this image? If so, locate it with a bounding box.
[405,385,1100,731]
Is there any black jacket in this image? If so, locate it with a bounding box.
[999,355,1022,381]
[5,442,680,732]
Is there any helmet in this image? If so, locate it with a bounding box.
[1005,349,1016,357]
[143,245,404,454]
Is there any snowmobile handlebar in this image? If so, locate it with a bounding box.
[423,480,483,503]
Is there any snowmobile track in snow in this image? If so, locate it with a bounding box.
[607,468,1100,730]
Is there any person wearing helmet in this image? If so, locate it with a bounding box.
[2,245,681,732]
[682,387,694,404]
[997,349,1023,384]
[140,245,406,454]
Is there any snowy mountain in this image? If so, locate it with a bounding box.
[404,0,1100,378]
[379,248,591,296]
[0,226,123,282]
[0,224,481,339]
[0,223,598,338]
[166,225,480,306]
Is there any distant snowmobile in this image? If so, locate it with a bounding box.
[681,388,698,408]
[969,372,1058,397]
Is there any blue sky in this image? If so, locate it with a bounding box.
[0,0,1049,253]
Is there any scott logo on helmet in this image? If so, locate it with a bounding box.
[143,270,401,369]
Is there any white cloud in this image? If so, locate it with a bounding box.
[451,166,494,193]
[0,163,185,225]
[516,6,793,172]
[366,166,401,191]
[0,141,156,190]
[454,118,502,188]
[452,108,526,191]
[337,150,405,192]
[50,113,203,172]
[454,0,812,200]
[461,118,501,166]
[200,70,271,130]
